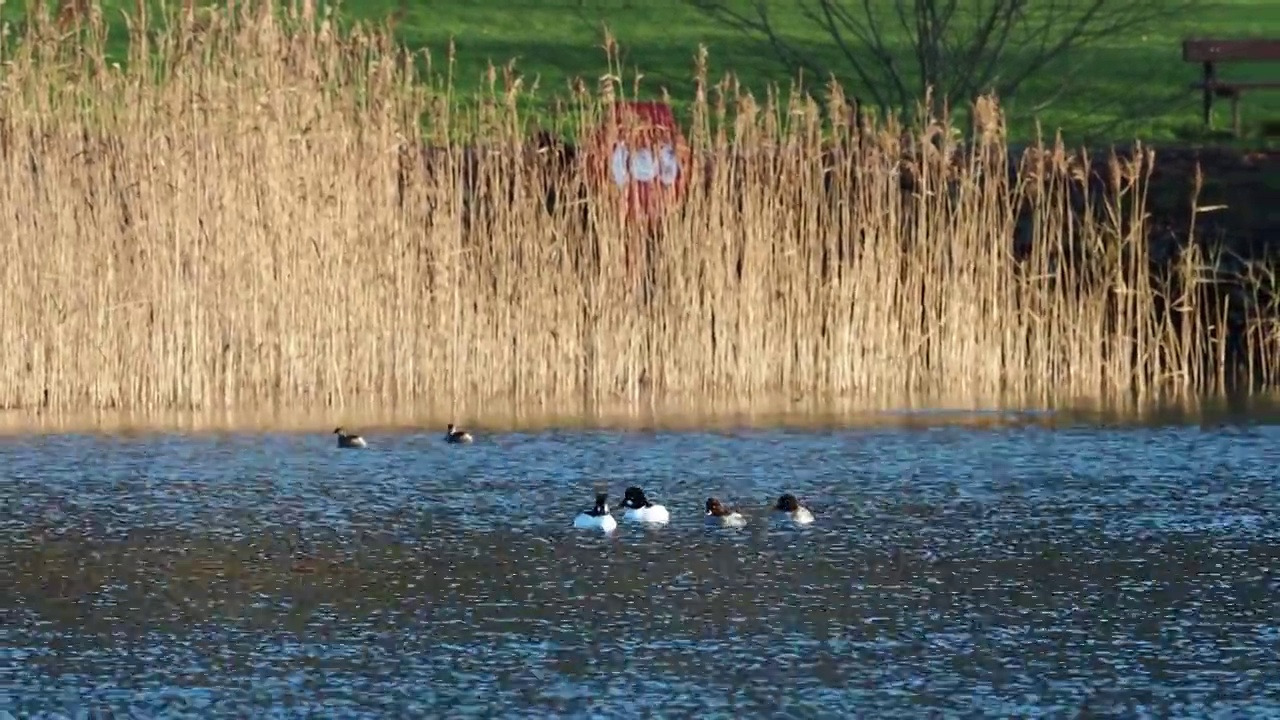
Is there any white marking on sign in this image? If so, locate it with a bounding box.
[611,142,630,187]
[658,144,679,186]
[610,140,681,188]
[631,148,657,182]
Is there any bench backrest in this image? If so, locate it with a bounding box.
[1183,38,1280,63]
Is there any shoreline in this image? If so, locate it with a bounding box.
[1,393,1277,436]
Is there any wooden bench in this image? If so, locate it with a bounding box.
[1183,38,1280,137]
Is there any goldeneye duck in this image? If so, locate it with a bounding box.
[445,423,473,443]
[333,427,367,449]
[573,492,618,533]
[704,497,747,528]
[773,493,815,525]
[620,486,670,526]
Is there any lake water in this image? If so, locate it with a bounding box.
[3,410,1280,718]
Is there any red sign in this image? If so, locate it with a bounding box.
[588,101,691,228]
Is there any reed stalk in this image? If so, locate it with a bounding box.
[0,0,1274,426]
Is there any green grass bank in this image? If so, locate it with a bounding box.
[8,0,1280,144]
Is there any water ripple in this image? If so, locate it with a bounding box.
[3,422,1280,717]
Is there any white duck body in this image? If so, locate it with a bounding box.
[621,487,670,526]
[574,493,618,532]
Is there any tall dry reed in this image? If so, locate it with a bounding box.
[0,1,1276,425]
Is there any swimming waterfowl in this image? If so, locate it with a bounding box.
[333,427,367,449]
[445,423,473,444]
[705,497,747,528]
[620,486,670,526]
[573,492,618,533]
[773,493,815,525]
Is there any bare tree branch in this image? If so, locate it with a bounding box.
[687,0,1203,127]
[689,0,833,96]
[956,1,1027,101]
[808,0,902,110]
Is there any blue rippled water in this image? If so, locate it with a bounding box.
[2,413,1279,717]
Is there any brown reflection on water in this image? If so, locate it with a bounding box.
[2,392,1279,437]
[10,525,1279,660]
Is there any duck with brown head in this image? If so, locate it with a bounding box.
[773,493,815,525]
[704,497,747,528]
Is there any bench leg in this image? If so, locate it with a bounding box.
[1202,61,1214,130]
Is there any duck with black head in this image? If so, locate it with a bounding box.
[333,427,367,449]
[620,486,670,526]
[573,492,618,533]
[445,423,473,444]
[773,493,815,525]
[704,497,747,528]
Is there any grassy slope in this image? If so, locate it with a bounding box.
[6,0,1280,143]
[385,0,1280,144]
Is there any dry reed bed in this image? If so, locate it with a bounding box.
[0,1,1277,422]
